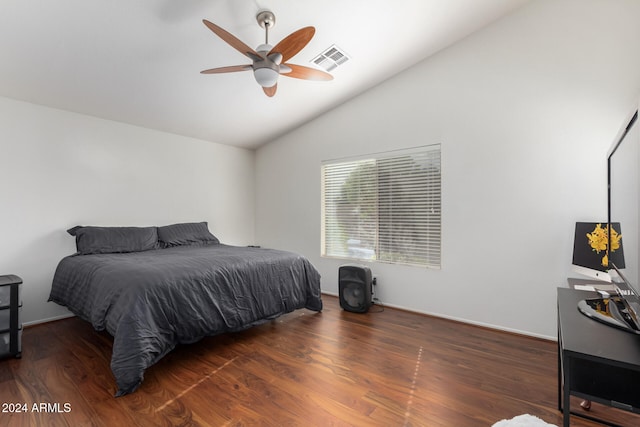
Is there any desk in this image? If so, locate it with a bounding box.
[558,288,640,426]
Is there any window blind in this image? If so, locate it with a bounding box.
[321,145,441,268]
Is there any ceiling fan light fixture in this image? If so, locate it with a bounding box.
[254,67,279,88]
[201,10,333,96]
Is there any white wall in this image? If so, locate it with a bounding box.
[255,0,640,338]
[0,97,255,325]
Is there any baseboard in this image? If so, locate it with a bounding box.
[321,291,556,341]
[30,294,555,342]
[23,313,75,327]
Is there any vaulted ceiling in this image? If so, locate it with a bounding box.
[0,0,530,149]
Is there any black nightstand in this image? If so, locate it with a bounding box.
[0,274,22,359]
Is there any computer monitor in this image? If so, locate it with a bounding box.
[572,222,624,282]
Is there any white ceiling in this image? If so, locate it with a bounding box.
[0,0,530,149]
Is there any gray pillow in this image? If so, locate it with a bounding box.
[157,222,219,248]
[67,226,158,255]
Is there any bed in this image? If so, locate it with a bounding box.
[48,222,322,396]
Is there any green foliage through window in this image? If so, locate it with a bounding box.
[321,145,441,268]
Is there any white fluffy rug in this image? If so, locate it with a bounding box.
[492,414,557,427]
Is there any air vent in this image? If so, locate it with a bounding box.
[312,45,349,72]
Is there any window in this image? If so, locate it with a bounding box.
[321,145,441,268]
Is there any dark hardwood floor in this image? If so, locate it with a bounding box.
[1,295,638,426]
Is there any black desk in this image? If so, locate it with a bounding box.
[558,288,640,426]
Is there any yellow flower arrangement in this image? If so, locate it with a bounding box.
[586,223,622,267]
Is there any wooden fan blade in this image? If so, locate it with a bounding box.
[281,64,333,81]
[269,27,315,63]
[263,84,277,97]
[203,19,259,59]
[200,65,252,74]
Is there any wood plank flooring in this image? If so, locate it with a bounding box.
[1,295,639,426]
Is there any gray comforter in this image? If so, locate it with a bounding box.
[48,244,322,396]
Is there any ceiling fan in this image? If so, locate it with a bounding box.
[200,10,333,97]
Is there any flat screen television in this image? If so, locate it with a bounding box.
[608,109,640,326]
[577,108,640,333]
